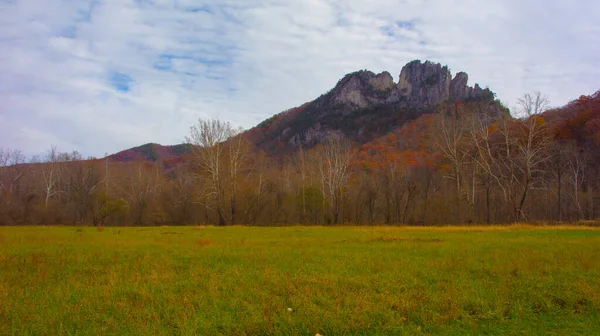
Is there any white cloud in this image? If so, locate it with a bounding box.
[1,0,599,157]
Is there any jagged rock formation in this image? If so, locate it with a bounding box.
[369,71,395,91]
[246,60,505,153]
[324,60,494,111]
[450,72,470,101]
[398,60,452,105]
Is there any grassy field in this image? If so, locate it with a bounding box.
[0,225,599,335]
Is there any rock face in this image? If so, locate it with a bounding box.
[323,60,494,112]
[369,71,395,91]
[331,71,373,108]
[449,72,495,101]
[248,60,504,152]
[449,72,471,101]
[398,60,451,106]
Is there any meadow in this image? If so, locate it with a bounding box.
[0,225,599,335]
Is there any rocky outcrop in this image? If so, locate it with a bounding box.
[247,60,506,152]
[398,60,451,106]
[369,71,395,91]
[329,70,395,109]
[397,60,494,104]
[449,72,471,101]
[289,123,345,147]
[331,73,370,108]
[323,60,496,112]
[449,71,494,101]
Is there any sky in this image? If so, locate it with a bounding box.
[1,0,599,158]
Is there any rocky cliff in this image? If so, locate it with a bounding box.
[246,60,504,153]
[322,60,494,111]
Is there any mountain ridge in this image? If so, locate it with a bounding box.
[107,60,506,160]
[245,59,504,153]
[108,143,192,163]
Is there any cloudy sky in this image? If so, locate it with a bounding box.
[1,0,599,157]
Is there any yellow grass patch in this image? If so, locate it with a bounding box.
[196,238,213,246]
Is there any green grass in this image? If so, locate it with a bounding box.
[1,225,599,335]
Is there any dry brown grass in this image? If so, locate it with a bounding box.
[368,236,443,243]
[196,238,213,246]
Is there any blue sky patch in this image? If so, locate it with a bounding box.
[58,26,77,38]
[396,20,415,30]
[184,5,212,14]
[153,53,231,73]
[76,0,99,23]
[381,20,416,38]
[109,72,134,92]
[153,55,175,71]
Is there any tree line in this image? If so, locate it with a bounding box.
[1,91,599,226]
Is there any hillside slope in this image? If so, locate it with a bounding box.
[244,60,506,154]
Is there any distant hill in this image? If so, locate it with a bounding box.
[108,143,193,167]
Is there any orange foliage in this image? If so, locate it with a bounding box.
[354,114,441,173]
[552,92,600,144]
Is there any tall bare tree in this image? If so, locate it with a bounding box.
[187,118,238,225]
[39,146,62,210]
[0,147,26,195]
[547,141,576,221]
[433,104,473,223]
[565,146,588,220]
[513,92,552,221]
[470,92,551,222]
[292,146,310,222]
[226,131,249,224]
[314,135,354,224]
[0,148,27,224]
[63,157,103,224]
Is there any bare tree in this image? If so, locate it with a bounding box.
[548,142,567,221]
[116,161,163,225]
[433,104,473,223]
[517,92,549,118]
[187,118,237,225]
[469,112,512,222]
[513,92,552,220]
[292,146,310,222]
[63,158,103,224]
[226,131,249,224]
[242,151,271,225]
[162,165,196,224]
[0,147,26,195]
[0,148,27,224]
[470,92,551,222]
[314,136,354,224]
[565,147,588,220]
[39,146,62,210]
